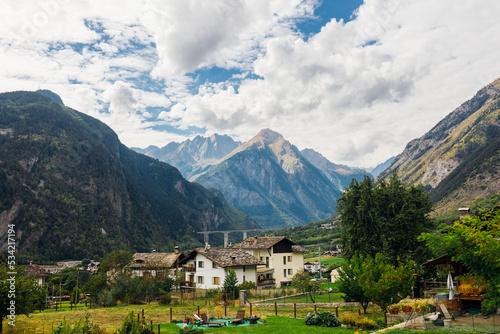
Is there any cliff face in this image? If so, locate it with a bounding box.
[381,78,500,211]
[193,129,342,228]
[0,91,259,261]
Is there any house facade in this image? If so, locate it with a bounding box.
[179,247,264,290]
[125,249,184,280]
[235,236,308,288]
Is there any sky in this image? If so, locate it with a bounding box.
[1,0,500,167]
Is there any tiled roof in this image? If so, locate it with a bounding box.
[126,252,183,269]
[26,264,48,277]
[292,245,309,253]
[195,248,264,267]
[235,236,289,249]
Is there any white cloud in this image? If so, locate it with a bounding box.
[1,0,500,167]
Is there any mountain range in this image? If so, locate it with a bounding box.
[0,91,259,262]
[382,78,500,213]
[136,129,372,228]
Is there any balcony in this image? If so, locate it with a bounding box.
[257,279,275,289]
[185,266,196,272]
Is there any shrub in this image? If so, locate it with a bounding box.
[158,293,172,305]
[305,311,341,327]
[340,313,358,327]
[214,306,223,318]
[339,312,378,330]
[355,317,379,330]
[239,281,256,290]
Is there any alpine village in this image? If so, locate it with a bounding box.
[1,3,500,334]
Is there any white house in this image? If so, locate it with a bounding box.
[304,261,324,274]
[235,236,308,288]
[125,249,184,280]
[179,247,264,290]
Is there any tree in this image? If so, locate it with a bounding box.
[420,209,500,312]
[337,254,371,313]
[337,172,434,265]
[222,268,239,299]
[0,265,45,332]
[99,250,132,274]
[291,270,320,303]
[359,254,416,312]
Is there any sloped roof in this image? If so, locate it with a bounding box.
[292,245,309,253]
[235,236,289,249]
[126,252,183,269]
[186,248,264,268]
[26,264,48,277]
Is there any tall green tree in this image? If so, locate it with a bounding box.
[222,268,239,299]
[291,270,320,303]
[0,265,45,332]
[336,254,370,313]
[420,209,500,312]
[337,172,434,264]
[359,254,416,312]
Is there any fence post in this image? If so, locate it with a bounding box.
[384,311,387,327]
[358,308,361,316]
[225,303,227,317]
[250,303,253,317]
[137,313,140,322]
[336,306,338,318]
[170,307,172,323]
[150,320,153,332]
[294,303,297,318]
[275,301,277,316]
[157,324,160,334]
[197,306,200,316]
[314,304,317,313]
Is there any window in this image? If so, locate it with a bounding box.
[213,277,219,285]
[243,275,246,282]
[283,256,286,265]
[288,256,292,262]
[288,269,293,275]
[197,276,204,284]
[198,261,204,268]
[212,262,218,268]
[260,257,263,262]
[283,269,287,278]
[243,266,246,272]
[266,257,269,268]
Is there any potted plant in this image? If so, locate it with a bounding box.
[261,315,267,324]
[388,305,399,314]
[398,299,413,313]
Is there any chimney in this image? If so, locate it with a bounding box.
[458,207,470,220]
[174,246,179,254]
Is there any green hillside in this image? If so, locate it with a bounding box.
[0,91,259,262]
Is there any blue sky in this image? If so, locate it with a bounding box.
[1,0,500,167]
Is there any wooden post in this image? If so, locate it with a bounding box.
[336,306,338,318]
[224,302,227,317]
[170,307,172,323]
[314,304,317,312]
[137,313,140,322]
[358,308,361,316]
[142,309,145,319]
[250,302,253,317]
[150,320,153,332]
[274,301,277,316]
[157,324,160,334]
[197,306,200,316]
[384,311,387,327]
[294,303,296,318]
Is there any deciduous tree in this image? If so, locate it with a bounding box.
[420,209,500,312]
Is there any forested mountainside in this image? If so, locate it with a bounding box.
[0,91,259,262]
[381,78,500,213]
[192,129,342,228]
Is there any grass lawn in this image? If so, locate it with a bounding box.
[160,316,359,334]
[257,291,345,304]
